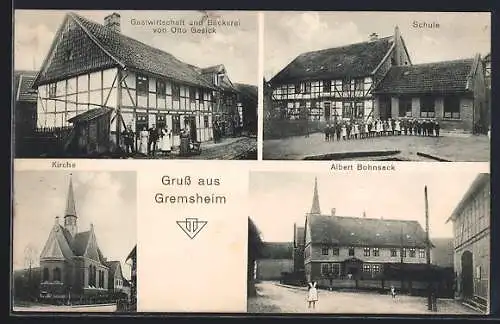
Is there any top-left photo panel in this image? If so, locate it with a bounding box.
[13,10,258,160]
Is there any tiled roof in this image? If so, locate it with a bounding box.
[373,59,475,95]
[68,107,113,124]
[199,64,236,92]
[72,231,91,256]
[126,245,136,261]
[307,215,429,248]
[14,70,38,103]
[105,260,121,277]
[270,36,394,85]
[260,242,293,259]
[54,225,75,259]
[37,13,218,89]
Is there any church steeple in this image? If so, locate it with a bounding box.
[64,174,78,237]
[310,177,321,215]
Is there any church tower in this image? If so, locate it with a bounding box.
[64,175,78,237]
[309,177,321,215]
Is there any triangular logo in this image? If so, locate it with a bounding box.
[176,218,207,239]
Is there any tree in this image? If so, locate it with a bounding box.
[247,217,263,297]
[24,244,38,300]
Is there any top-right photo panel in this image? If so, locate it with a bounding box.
[263,11,491,162]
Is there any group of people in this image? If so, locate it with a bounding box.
[122,124,173,157]
[323,118,441,141]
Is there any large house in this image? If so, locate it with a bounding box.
[38,175,124,300]
[446,173,490,313]
[31,12,253,152]
[268,26,488,134]
[299,178,431,286]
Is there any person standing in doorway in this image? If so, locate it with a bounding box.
[148,124,159,156]
[139,126,149,156]
[307,281,318,310]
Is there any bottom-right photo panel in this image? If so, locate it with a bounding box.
[247,170,490,315]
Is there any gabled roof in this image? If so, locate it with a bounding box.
[105,260,122,278]
[270,36,395,85]
[373,58,475,95]
[72,231,91,256]
[306,214,430,248]
[34,13,217,89]
[199,64,237,92]
[126,245,136,262]
[40,224,75,260]
[68,107,113,124]
[14,70,38,103]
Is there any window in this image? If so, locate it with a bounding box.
[373,248,380,257]
[355,102,364,118]
[43,268,49,281]
[372,264,381,273]
[88,265,93,286]
[65,49,73,62]
[342,80,350,93]
[189,88,196,102]
[409,248,416,258]
[172,83,180,101]
[321,263,330,275]
[321,246,329,255]
[304,82,312,94]
[364,247,371,256]
[204,115,209,128]
[136,75,149,96]
[332,247,339,256]
[172,115,181,134]
[53,267,61,282]
[363,264,371,272]
[399,97,412,117]
[420,96,435,118]
[342,102,352,118]
[443,96,460,119]
[294,83,301,94]
[156,80,166,98]
[419,249,426,258]
[48,83,57,98]
[348,247,355,256]
[323,80,331,93]
[355,79,364,92]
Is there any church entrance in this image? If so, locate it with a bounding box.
[461,250,474,298]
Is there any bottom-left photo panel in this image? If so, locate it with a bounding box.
[12,170,137,313]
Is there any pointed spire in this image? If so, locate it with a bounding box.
[310,177,321,215]
[65,175,77,217]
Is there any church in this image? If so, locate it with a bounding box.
[297,178,431,288]
[38,175,125,299]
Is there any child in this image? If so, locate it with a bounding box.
[390,286,396,299]
[307,281,318,309]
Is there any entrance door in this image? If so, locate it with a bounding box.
[185,116,197,142]
[324,102,331,122]
[379,96,392,120]
[461,251,474,298]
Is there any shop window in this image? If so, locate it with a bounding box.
[136,75,149,96]
[443,96,460,119]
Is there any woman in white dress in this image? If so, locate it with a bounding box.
[364,121,369,139]
[307,281,318,309]
[353,122,359,140]
[139,127,149,156]
[341,123,347,140]
[375,120,381,136]
[395,119,401,135]
[387,119,393,135]
[159,126,172,154]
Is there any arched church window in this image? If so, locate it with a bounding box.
[43,268,49,281]
[88,265,94,286]
[94,267,98,287]
[53,267,61,282]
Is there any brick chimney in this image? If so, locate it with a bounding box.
[104,12,121,33]
[331,208,336,216]
[369,32,379,41]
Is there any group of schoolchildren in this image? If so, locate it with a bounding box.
[323,118,441,141]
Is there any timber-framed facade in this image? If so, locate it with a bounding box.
[32,12,245,151]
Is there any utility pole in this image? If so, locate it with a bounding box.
[425,185,433,311]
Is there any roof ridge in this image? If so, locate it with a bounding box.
[316,214,419,222]
[298,35,392,57]
[398,58,474,68]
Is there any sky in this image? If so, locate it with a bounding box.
[13,10,258,85]
[264,11,491,80]
[12,171,137,279]
[249,171,484,242]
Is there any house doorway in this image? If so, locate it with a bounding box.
[184,116,197,142]
[342,258,363,279]
[379,96,392,120]
[461,251,474,298]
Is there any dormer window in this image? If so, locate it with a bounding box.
[66,49,73,62]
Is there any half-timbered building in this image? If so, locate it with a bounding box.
[32,12,243,151]
[446,173,490,313]
[268,27,411,123]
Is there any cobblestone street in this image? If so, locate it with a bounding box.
[248,282,480,315]
[263,132,490,161]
